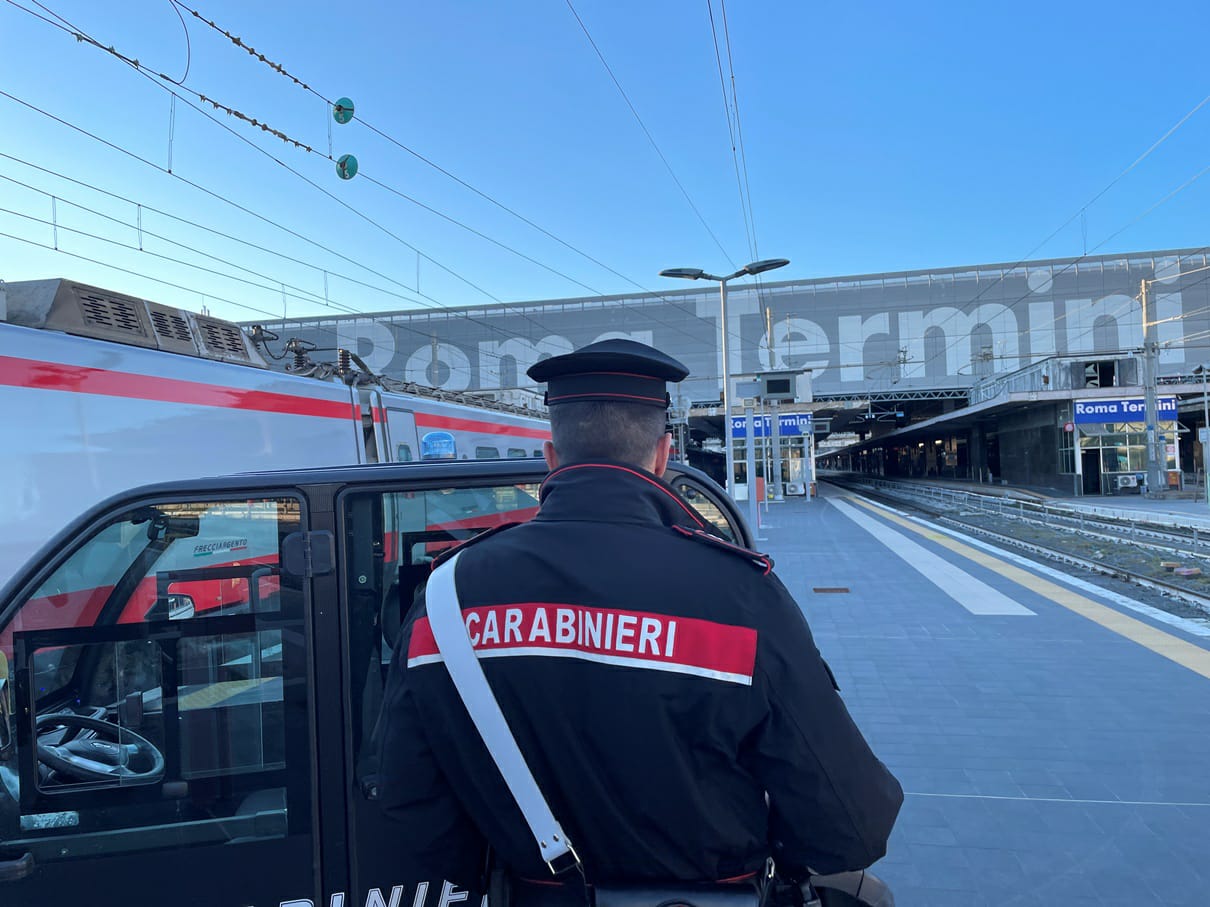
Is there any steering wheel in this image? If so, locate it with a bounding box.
[36,713,165,784]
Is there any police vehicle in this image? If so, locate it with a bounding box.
[0,457,747,907]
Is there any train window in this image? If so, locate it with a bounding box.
[475,446,501,459]
[507,447,527,458]
[396,443,413,462]
[0,497,310,864]
[533,449,542,457]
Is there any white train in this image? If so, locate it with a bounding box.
[0,278,550,586]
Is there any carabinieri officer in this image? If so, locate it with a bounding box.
[376,339,902,902]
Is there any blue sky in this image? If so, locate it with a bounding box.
[2,0,1209,324]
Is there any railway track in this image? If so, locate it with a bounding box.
[825,475,1210,618]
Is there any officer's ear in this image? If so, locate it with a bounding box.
[652,432,673,477]
[542,440,559,471]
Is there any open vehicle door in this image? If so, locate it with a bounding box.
[0,460,748,907]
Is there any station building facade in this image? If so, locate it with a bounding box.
[254,247,1210,496]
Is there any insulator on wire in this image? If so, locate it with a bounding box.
[284,337,316,371]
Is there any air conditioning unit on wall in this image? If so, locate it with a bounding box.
[785,481,806,496]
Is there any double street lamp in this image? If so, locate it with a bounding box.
[659,258,790,496]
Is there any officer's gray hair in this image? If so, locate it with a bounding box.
[550,401,667,466]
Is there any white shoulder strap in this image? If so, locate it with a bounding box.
[425,550,580,874]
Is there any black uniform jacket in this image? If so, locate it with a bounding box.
[376,462,902,889]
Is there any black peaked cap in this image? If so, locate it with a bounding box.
[527,339,689,409]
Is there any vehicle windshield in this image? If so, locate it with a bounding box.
[2,500,294,707]
[0,495,304,868]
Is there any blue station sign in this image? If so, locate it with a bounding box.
[1073,397,1178,424]
[730,412,813,438]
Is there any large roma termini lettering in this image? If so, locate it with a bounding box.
[282,255,1205,396]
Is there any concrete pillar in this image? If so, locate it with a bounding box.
[969,423,987,482]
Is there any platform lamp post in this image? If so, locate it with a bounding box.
[1139,278,1167,496]
[1196,363,1210,506]
[659,258,790,496]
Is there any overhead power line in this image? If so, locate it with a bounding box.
[165,0,746,343]
[0,152,429,310]
[707,0,754,263]
[0,83,736,360]
[168,0,683,298]
[0,87,559,346]
[909,79,1210,380]
[0,228,344,338]
[718,0,759,263]
[0,196,560,368]
[563,0,738,269]
[7,0,739,348]
[0,88,420,304]
[4,0,759,363]
[933,89,1210,335]
[154,0,757,346]
[7,0,520,310]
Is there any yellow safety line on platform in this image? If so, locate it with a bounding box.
[847,495,1210,681]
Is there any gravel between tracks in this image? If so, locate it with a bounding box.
[859,488,1210,622]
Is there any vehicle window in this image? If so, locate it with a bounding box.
[475,446,501,459]
[507,447,527,458]
[532,449,543,457]
[343,482,542,782]
[0,497,309,864]
[396,443,413,462]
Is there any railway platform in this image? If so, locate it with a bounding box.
[759,483,1210,906]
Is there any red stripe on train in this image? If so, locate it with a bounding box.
[0,356,357,420]
[414,411,549,440]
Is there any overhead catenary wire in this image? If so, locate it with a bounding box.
[930,159,1210,381]
[5,0,744,354]
[0,82,753,381]
[0,87,540,346]
[0,199,554,371]
[5,0,517,309]
[0,153,432,311]
[563,0,738,270]
[0,178,385,323]
[718,0,759,264]
[952,90,1210,320]
[148,0,762,350]
[0,224,548,398]
[913,88,1210,374]
[170,0,724,310]
[8,0,800,395]
[0,228,345,338]
[0,83,729,354]
[156,0,747,341]
[707,0,754,263]
[0,90,423,306]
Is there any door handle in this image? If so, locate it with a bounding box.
[0,852,34,881]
